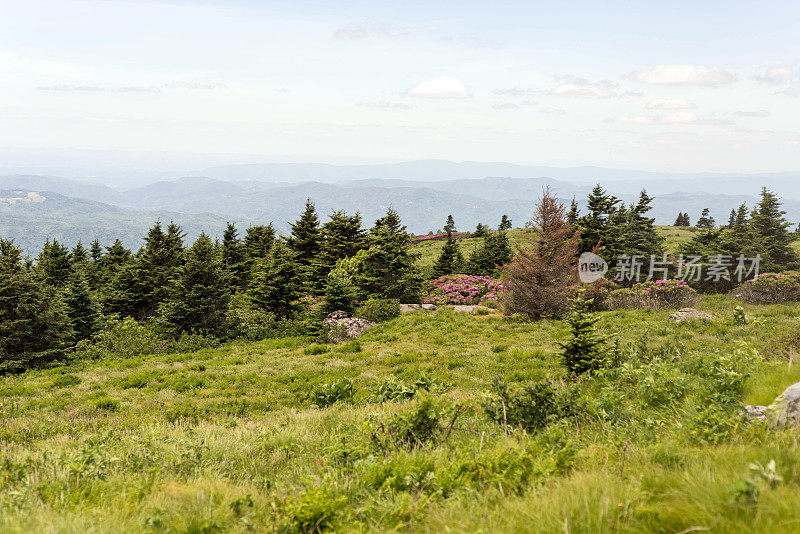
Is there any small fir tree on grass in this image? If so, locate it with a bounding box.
[559,292,611,375]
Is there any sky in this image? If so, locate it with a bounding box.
[1,0,799,175]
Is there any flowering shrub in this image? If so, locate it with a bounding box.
[735,273,800,304]
[412,232,469,242]
[424,274,507,305]
[296,295,325,314]
[568,279,619,310]
[607,279,699,310]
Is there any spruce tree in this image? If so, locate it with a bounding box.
[727,209,736,228]
[36,239,72,287]
[751,187,797,266]
[472,223,489,238]
[322,269,358,314]
[696,208,715,229]
[352,209,422,301]
[316,210,366,287]
[159,233,230,337]
[499,214,512,231]
[734,203,749,228]
[1,239,70,359]
[621,190,665,258]
[64,268,100,342]
[248,243,302,316]
[432,216,464,277]
[222,222,247,290]
[286,199,322,290]
[568,199,580,225]
[243,224,276,278]
[577,184,622,254]
[71,241,88,266]
[559,293,609,375]
[444,214,456,234]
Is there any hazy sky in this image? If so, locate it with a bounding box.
[1,0,799,173]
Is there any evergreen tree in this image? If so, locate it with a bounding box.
[36,239,72,287]
[751,187,797,266]
[444,214,456,234]
[64,268,100,342]
[248,243,302,316]
[350,209,422,301]
[674,212,690,226]
[71,241,88,266]
[499,215,512,231]
[90,240,103,263]
[472,223,489,238]
[159,233,230,337]
[243,224,276,278]
[316,210,366,287]
[734,203,749,228]
[286,199,322,290]
[222,222,247,290]
[1,239,70,359]
[467,230,513,276]
[577,184,622,255]
[106,222,184,319]
[696,208,715,229]
[568,198,580,225]
[432,232,464,277]
[559,293,610,375]
[727,209,736,228]
[621,190,665,258]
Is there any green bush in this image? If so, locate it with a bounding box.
[735,273,800,304]
[312,378,354,407]
[92,396,120,411]
[50,373,81,388]
[276,488,347,533]
[374,372,440,403]
[372,395,460,450]
[80,317,217,360]
[483,379,571,433]
[354,298,401,323]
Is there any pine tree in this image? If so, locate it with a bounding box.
[64,268,100,342]
[316,210,366,287]
[568,199,580,225]
[559,293,609,375]
[621,190,665,258]
[286,199,322,290]
[71,241,88,266]
[243,224,276,279]
[222,222,247,290]
[444,214,456,234]
[248,243,302,316]
[432,216,464,277]
[1,239,70,359]
[727,209,736,228]
[577,184,622,254]
[734,203,749,228]
[499,215,512,231]
[36,239,72,287]
[696,208,715,229]
[350,209,422,301]
[159,233,230,337]
[90,240,103,263]
[674,212,689,226]
[472,223,489,238]
[322,269,358,314]
[503,187,580,319]
[751,187,797,266]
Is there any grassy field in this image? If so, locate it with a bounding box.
[1,295,800,532]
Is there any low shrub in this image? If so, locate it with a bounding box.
[80,317,217,360]
[483,379,573,433]
[312,378,354,407]
[734,272,800,304]
[275,488,347,533]
[354,298,400,323]
[371,395,463,450]
[424,274,507,306]
[374,373,440,402]
[92,396,120,411]
[607,279,699,310]
[225,305,279,341]
[50,373,81,388]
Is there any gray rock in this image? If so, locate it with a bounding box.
[744,405,767,421]
[765,380,800,428]
[322,314,377,342]
[669,308,715,322]
[421,304,437,311]
[451,305,478,313]
[400,303,437,313]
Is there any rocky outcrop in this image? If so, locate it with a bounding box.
[322,311,376,342]
[765,380,800,428]
[669,308,715,322]
[744,405,767,421]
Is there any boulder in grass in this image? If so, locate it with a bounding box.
[765,380,800,428]
[668,308,715,322]
[322,311,376,342]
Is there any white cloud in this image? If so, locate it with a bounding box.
[540,107,566,115]
[634,64,737,86]
[37,80,225,93]
[661,111,700,123]
[753,66,796,84]
[405,76,470,98]
[493,102,520,110]
[733,110,770,117]
[645,98,695,110]
[333,22,409,41]
[611,111,732,125]
[613,116,654,124]
[550,76,617,98]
